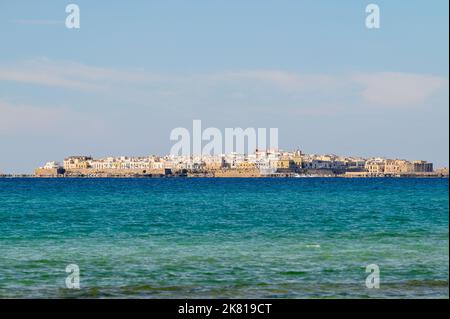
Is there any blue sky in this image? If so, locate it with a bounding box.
[0,0,448,173]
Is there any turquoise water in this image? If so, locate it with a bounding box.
[0,178,448,298]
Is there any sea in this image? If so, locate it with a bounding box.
[0,178,448,298]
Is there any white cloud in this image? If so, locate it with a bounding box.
[0,69,107,92]
[0,99,108,136]
[0,100,66,133]
[216,70,337,92]
[353,72,448,107]
[0,59,448,112]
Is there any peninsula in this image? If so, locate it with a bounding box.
[28,149,448,178]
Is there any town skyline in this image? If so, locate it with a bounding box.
[0,144,448,175]
[1,1,449,173]
[26,148,444,179]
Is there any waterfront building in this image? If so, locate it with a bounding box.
[383,159,433,175]
[412,160,433,173]
[63,156,92,170]
[365,159,386,175]
[35,161,64,177]
[237,161,257,170]
[43,161,62,170]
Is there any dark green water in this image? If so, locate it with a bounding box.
[0,178,448,298]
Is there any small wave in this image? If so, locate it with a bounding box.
[280,271,308,276]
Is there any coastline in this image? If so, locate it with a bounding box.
[1,174,448,179]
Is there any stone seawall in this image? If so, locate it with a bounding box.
[34,168,64,177]
[64,168,165,177]
[213,169,261,178]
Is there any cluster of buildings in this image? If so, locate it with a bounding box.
[34,149,445,178]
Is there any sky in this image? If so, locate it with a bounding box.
[0,0,448,173]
